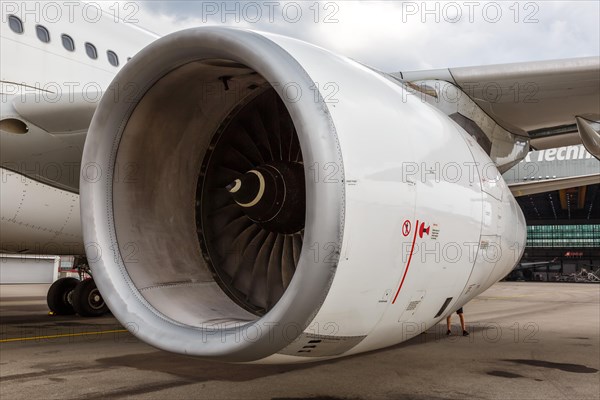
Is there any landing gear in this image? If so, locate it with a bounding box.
[47,277,79,315]
[46,257,109,317]
[72,279,109,317]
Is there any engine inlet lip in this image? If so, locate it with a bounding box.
[81,27,345,362]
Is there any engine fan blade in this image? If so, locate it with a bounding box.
[281,235,296,290]
[198,88,305,315]
[247,232,278,309]
[266,234,285,308]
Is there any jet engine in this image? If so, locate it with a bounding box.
[81,27,526,363]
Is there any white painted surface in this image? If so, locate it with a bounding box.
[0,254,59,284]
[261,32,527,362]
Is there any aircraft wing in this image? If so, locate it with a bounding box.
[397,56,600,153]
[508,173,600,197]
[518,258,558,267]
[0,92,96,192]
[2,92,98,134]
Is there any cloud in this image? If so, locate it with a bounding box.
[110,1,599,71]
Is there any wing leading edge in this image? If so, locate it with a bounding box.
[396,56,600,152]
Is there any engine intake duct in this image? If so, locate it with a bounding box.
[81,27,344,361]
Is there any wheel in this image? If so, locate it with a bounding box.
[47,277,79,315]
[72,279,109,317]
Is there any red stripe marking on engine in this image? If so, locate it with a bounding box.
[392,219,419,304]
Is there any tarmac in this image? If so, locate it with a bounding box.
[0,282,598,400]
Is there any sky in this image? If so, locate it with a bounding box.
[110,1,599,71]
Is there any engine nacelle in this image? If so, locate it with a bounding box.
[81,27,526,363]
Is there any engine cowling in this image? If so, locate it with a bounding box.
[81,27,526,363]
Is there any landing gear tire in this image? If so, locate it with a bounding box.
[47,277,79,315]
[72,279,109,317]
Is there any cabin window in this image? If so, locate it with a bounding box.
[85,42,98,59]
[36,25,50,43]
[8,15,24,34]
[107,50,119,67]
[61,34,75,51]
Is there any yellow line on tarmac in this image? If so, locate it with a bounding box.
[0,329,129,343]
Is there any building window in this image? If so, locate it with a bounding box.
[526,224,600,248]
[85,42,98,59]
[61,34,75,51]
[107,50,119,67]
[36,25,50,43]
[8,15,24,34]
